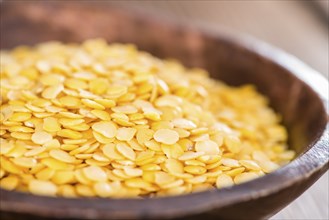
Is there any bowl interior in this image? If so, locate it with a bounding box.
[2,2,327,156]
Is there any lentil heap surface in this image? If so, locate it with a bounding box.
[0,39,295,198]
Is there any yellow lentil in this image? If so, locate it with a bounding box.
[58,185,77,198]
[153,129,179,145]
[90,110,111,120]
[9,112,32,122]
[36,168,56,180]
[172,118,197,130]
[41,84,64,99]
[123,167,143,177]
[51,170,75,185]
[0,169,7,179]
[43,117,61,132]
[28,179,57,196]
[41,158,70,170]
[178,151,205,161]
[10,132,32,140]
[239,159,261,171]
[82,166,107,182]
[195,140,220,155]
[184,166,207,175]
[31,131,52,144]
[136,128,154,145]
[155,172,176,185]
[81,99,105,110]
[49,149,76,163]
[234,172,259,184]
[12,157,37,168]
[0,40,294,198]
[57,129,82,139]
[59,96,81,108]
[116,143,136,160]
[112,105,138,114]
[43,139,60,149]
[216,174,234,188]
[92,121,117,138]
[24,147,46,157]
[221,158,240,168]
[116,127,137,141]
[76,184,95,197]
[225,167,246,177]
[102,143,124,160]
[0,175,19,190]
[58,118,85,127]
[165,159,184,174]
[93,182,115,197]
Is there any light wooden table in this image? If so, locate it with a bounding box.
[114,1,329,219]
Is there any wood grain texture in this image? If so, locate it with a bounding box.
[1,1,328,220]
[272,172,329,220]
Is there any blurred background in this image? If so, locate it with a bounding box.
[112,1,329,219]
[114,0,329,78]
[2,0,329,219]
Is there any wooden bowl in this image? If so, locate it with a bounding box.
[1,2,328,220]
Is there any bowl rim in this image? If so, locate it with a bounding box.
[1,5,328,220]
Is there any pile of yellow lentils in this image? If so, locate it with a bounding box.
[0,39,295,198]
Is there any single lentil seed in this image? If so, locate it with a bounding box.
[43,117,61,132]
[9,112,32,122]
[93,182,115,197]
[31,131,52,144]
[153,129,179,145]
[116,143,136,160]
[195,140,220,155]
[184,166,207,175]
[221,158,240,168]
[28,180,57,196]
[116,127,136,141]
[0,175,19,190]
[234,172,258,184]
[12,157,37,168]
[57,129,83,139]
[239,159,261,171]
[216,174,234,188]
[36,168,56,180]
[82,166,107,182]
[49,149,76,163]
[92,121,117,138]
[123,167,143,177]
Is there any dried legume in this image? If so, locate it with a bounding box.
[0,39,295,198]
